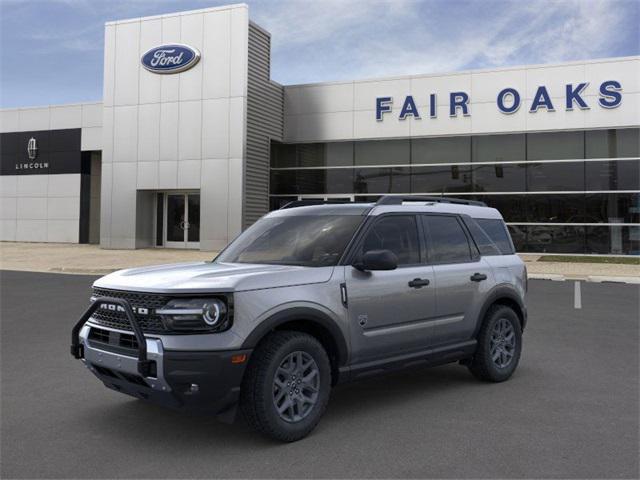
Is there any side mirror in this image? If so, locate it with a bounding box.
[353,249,398,271]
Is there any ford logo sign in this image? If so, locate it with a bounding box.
[141,44,201,74]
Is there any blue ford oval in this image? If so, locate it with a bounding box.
[141,44,201,74]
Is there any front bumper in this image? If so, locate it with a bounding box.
[78,324,251,414]
[72,293,252,417]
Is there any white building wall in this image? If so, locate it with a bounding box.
[100,4,249,250]
[0,102,102,243]
[0,174,81,243]
[283,57,640,142]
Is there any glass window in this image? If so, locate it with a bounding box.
[586,226,640,255]
[585,128,640,158]
[527,162,585,191]
[353,167,410,194]
[412,136,471,164]
[411,165,473,193]
[424,215,472,263]
[476,218,515,254]
[527,131,584,160]
[355,139,409,166]
[515,225,586,254]
[585,160,639,191]
[585,193,640,224]
[472,134,525,163]
[473,195,528,222]
[297,144,326,167]
[360,215,420,265]
[217,215,363,267]
[271,142,296,168]
[270,170,299,195]
[325,142,354,166]
[463,218,502,256]
[472,163,526,192]
[526,194,585,222]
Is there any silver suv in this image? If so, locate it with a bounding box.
[71,196,527,442]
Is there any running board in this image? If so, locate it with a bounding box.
[337,340,477,383]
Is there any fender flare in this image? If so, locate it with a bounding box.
[241,307,349,366]
[474,284,527,337]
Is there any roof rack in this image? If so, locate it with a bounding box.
[280,199,354,209]
[375,195,487,207]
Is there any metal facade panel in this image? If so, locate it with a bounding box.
[244,24,284,228]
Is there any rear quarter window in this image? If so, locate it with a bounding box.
[476,218,516,254]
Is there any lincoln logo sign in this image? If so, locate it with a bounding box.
[141,44,201,74]
[376,80,623,120]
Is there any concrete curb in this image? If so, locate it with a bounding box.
[529,273,640,284]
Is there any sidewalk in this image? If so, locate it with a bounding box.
[0,242,213,275]
[1,242,638,283]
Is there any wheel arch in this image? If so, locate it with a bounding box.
[474,285,527,337]
[241,307,349,385]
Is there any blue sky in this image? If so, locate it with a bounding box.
[1,0,638,108]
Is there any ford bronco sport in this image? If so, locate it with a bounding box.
[71,196,527,442]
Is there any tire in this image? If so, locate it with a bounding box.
[240,331,331,442]
[468,305,522,382]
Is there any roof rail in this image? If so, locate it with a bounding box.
[375,195,487,207]
[279,199,354,209]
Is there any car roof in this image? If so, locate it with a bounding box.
[267,201,504,220]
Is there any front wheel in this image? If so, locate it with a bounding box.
[240,331,331,442]
[468,305,522,382]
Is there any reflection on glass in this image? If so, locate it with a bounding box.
[527,131,584,160]
[586,226,640,255]
[166,195,185,242]
[585,193,640,224]
[472,164,526,192]
[411,165,472,193]
[472,134,525,163]
[585,160,640,190]
[526,194,585,222]
[510,225,586,253]
[585,128,640,158]
[354,167,410,193]
[412,137,471,164]
[527,162,585,191]
[188,194,200,242]
[355,140,410,166]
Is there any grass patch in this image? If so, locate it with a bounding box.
[538,255,640,265]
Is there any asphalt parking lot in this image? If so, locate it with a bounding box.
[1,270,638,479]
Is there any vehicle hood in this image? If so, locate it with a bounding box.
[93,262,334,293]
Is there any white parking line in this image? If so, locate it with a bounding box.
[574,281,582,309]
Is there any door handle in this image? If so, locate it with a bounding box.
[470,272,487,282]
[408,278,430,288]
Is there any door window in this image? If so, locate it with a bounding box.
[424,215,472,264]
[360,216,420,265]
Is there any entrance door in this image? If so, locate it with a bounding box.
[164,193,200,249]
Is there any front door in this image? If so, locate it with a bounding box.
[164,193,200,249]
[345,214,436,364]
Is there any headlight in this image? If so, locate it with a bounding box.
[157,297,230,332]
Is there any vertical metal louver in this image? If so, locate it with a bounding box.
[243,23,284,228]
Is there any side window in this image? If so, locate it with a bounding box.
[423,215,473,264]
[476,218,515,254]
[463,217,501,256]
[361,215,420,265]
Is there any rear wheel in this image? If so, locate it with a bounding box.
[468,305,522,382]
[240,331,331,442]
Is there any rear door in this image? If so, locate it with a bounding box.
[422,214,493,346]
[345,214,436,364]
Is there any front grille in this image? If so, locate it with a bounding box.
[90,288,169,333]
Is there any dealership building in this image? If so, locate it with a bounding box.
[1,4,638,254]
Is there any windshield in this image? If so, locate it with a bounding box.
[216,215,364,267]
